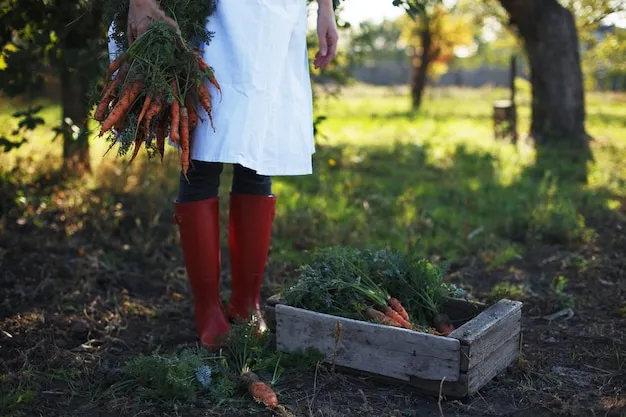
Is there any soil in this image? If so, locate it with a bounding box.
[1,180,625,417]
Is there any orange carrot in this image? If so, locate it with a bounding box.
[155,115,167,161]
[197,82,215,131]
[95,76,122,122]
[128,128,146,164]
[105,53,126,79]
[382,306,413,329]
[100,81,143,135]
[365,308,402,327]
[185,95,198,132]
[142,97,163,138]
[98,62,129,107]
[135,95,152,131]
[208,73,222,97]
[197,55,222,96]
[170,81,180,145]
[196,54,209,72]
[241,371,278,408]
[180,107,190,178]
[388,298,410,322]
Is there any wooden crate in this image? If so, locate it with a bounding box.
[264,295,522,399]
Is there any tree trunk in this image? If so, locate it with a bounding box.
[60,56,91,175]
[497,0,587,146]
[410,29,431,110]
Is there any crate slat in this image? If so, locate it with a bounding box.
[275,304,462,382]
[468,333,520,393]
[449,299,522,372]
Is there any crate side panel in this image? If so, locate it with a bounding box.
[467,333,520,394]
[275,304,461,382]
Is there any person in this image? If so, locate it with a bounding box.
[119,0,339,349]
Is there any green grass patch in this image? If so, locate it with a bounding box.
[1,86,625,270]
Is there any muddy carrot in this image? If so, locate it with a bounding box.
[365,308,402,327]
[240,371,278,408]
[382,306,413,329]
[388,298,410,322]
[142,97,162,138]
[128,129,145,164]
[170,81,180,145]
[185,95,198,132]
[99,81,142,135]
[197,82,215,130]
[208,73,222,97]
[95,76,123,122]
[155,116,167,161]
[105,53,126,80]
[180,107,190,178]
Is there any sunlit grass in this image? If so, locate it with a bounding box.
[1,85,624,268]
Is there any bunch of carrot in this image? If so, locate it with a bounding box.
[94,21,219,179]
[365,297,413,329]
[364,297,455,336]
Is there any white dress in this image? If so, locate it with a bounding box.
[108,0,315,176]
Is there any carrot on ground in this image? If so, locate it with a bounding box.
[180,107,190,178]
[99,81,143,135]
[388,298,410,322]
[382,306,413,329]
[240,371,278,408]
[365,307,402,327]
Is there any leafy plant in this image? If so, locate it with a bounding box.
[283,246,453,327]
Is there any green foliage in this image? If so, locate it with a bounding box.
[525,173,595,245]
[121,349,208,403]
[283,246,452,326]
[0,0,108,95]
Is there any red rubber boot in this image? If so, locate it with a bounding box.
[227,193,276,333]
[174,198,231,349]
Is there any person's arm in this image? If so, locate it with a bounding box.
[314,0,339,69]
[128,0,179,45]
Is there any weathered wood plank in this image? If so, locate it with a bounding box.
[450,299,522,372]
[467,333,520,394]
[275,304,461,382]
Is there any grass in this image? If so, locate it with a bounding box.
[2,85,625,269]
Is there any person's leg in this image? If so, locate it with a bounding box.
[173,161,230,349]
[227,164,275,333]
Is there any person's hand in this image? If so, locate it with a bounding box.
[314,1,339,69]
[128,0,180,45]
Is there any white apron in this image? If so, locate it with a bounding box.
[108,0,315,176]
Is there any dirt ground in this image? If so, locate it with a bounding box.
[1,179,625,417]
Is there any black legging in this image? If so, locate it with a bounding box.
[177,160,272,202]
